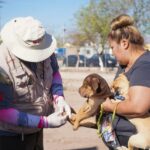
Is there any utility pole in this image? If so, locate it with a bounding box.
[62,26,66,47]
[62,26,68,66]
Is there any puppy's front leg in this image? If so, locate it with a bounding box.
[72,100,93,130]
[79,116,97,128]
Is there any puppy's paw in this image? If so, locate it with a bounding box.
[116,146,128,150]
[73,121,80,130]
[111,99,121,103]
[83,105,91,112]
[69,114,76,124]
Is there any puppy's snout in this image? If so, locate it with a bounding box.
[79,87,82,95]
[79,86,85,94]
[82,94,88,98]
[79,87,88,98]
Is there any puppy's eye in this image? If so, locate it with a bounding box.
[84,85,87,88]
[83,83,87,88]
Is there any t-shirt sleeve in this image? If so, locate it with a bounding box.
[129,63,150,87]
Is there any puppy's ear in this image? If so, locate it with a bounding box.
[91,78,99,91]
[94,77,112,98]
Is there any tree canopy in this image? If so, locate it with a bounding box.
[69,0,150,52]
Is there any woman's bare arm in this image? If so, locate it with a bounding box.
[102,86,150,118]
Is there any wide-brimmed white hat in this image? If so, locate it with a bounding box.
[1,16,57,62]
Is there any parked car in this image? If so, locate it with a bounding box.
[86,54,100,67]
[63,54,117,68]
[101,53,117,67]
[63,54,100,67]
[63,55,86,67]
[55,48,66,60]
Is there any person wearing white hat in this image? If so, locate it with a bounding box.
[0,17,71,150]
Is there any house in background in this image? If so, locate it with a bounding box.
[55,48,66,59]
[64,43,78,56]
[79,43,99,58]
[58,42,117,68]
[63,42,104,57]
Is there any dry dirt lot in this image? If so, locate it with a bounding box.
[44,67,117,150]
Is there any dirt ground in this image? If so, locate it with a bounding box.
[43,67,117,150]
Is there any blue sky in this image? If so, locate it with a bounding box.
[0,0,89,35]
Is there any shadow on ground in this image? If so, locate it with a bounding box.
[68,146,98,150]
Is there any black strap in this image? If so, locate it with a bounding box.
[99,113,120,149]
[100,113,137,149]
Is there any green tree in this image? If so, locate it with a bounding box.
[129,0,150,34]
[74,0,130,53]
[73,0,150,53]
[75,0,109,52]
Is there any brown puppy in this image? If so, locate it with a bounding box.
[111,74,150,150]
[71,73,150,150]
[111,73,129,100]
[70,73,112,130]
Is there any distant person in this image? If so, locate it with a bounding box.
[0,16,71,150]
[100,14,150,150]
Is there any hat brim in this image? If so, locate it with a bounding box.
[1,20,57,62]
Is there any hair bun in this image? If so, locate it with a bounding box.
[111,14,134,30]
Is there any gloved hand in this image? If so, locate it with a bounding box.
[53,96,71,118]
[42,111,68,128]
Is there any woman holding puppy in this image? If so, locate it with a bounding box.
[101,14,150,150]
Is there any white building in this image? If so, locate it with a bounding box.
[79,43,99,58]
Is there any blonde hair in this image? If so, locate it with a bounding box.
[108,14,144,46]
